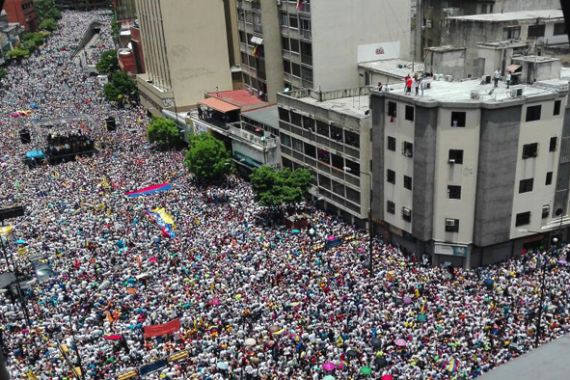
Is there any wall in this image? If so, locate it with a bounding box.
[260,0,283,102]
[425,49,466,78]
[311,0,410,92]
[494,0,561,12]
[161,0,232,108]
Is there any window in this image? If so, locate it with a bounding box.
[515,211,531,227]
[278,107,290,122]
[554,100,561,116]
[281,36,290,51]
[280,12,288,26]
[331,153,344,170]
[346,187,360,204]
[283,59,291,74]
[280,133,291,147]
[302,116,314,130]
[546,171,553,185]
[387,101,397,118]
[332,181,344,196]
[503,26,521,40]
[318,175,331,190]
[404,175,412,190]
[528,24,545,38]
[344,130,359,148]
[402,141,413,157]
[386,200,395,214]
[448,185,461,199]
[526,105,541,122]
[304,143,316,158]
[292,137,303,152]
[451,112,466,127]
[290,112,302,126]
[445,218,459,233]
[387,169,396,184]
[550,137,557,152]
[318,148,330,164]
[448,149,464,164]
[345,159,360,175]
[316,120,329,137]
[330,125,343,141]
[289,15,298,28]
[405,105,414,121]
[300,17,311,31]
[387,136,396,151]
[554,23,567,36]
[290,39,300,53]
[519,178,534,193]
[292,63,301,77]
[542,205,550,219]
[402,207,412,222]
[522,143,538,159]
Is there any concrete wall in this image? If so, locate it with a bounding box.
[370,93,385,222]
[161,0,232,107]
[260,0,283,102]
[494,0,561,12]
[424,49,466,79]
[311,0,411,92]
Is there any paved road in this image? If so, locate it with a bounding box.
[479,334,570,379]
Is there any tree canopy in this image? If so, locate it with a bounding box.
[33,0,61,21]
[7,47,30,60]
[147,117,184,149]
[103,71,138,104]
[250,166,312,207]
[96,50,119,75]
[184,133,232,183]
[38,18,58,32]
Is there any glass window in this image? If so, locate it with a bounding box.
[304,143,316,158]
[519,178,534,193]
[302,116,314,130]
[345,159,360,175]
[526,105,541,122]
[278,107,290,122]
[318,174,331,189]
[344,130,359,148]
[346,187,360,204]
[386,200,395,214]
[281,36,290,51]
[283,59,291,74]
[331,153,344,170]
[550,137,557,152]
[289,15,298,28]
[402,141,413,157]
[332,180,345,196]
[515,211,531,226]
[280,12,288,26]
[503,26,520,39]
[316,120,329,137]
[451,112,466,127]
[290,39,300,53]
[292,63,301,77]
[280,133,291,147]
[330,125,343,141]
[522,143,538,159]
[292,137,303,152]
[554,100,561,116]
[528,24,545,38]
[290,112,302,126]
[404,175,412,190]
[448,185,461,199]
[388,101,397,117]
[387,136,396,151]
[546,171,553,185]
[445,218,459,233]
[449,149,463,164]
[405,105,414,121]
[387,169,396,184]
[318,148,330,164]
[554,23,566,36]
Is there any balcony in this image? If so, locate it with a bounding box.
[228,122,278,149]
[300,29,312,41]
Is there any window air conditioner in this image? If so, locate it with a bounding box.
[402,207,412,217]
[445,218,457,227]
[448,158,455,164]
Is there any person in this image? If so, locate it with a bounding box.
[377,82,383,92]
[494,69,501,88]
[506,72,512,89]
[405,75,413,95]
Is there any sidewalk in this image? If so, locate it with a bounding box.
[479,334,570,380]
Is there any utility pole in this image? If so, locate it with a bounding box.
[414,0,423,71]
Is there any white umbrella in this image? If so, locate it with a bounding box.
[244,338,256,347]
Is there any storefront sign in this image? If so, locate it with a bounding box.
[434,243,469,257]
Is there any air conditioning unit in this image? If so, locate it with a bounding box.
[402,207,412,217]
[445,75,453,82]
[448,158,455,164]
[542,205,550,216]
[445,218,457,227]
[514,88,523,97]
[470,90,480,100]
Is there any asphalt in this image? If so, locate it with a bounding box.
[479,334,570,379]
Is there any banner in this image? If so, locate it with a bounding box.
[125,183,172,198]
[143,318,181,338]
[0,225,13,237]
[145,208,176,238]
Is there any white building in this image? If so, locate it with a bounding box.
[370,62,569,267]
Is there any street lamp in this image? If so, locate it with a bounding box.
[343,167,374,276]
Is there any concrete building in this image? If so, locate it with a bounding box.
[417,0,561,57]
[135,0,233,115]
[441,10,568,77]
[277,87,372,224]
[55,0,109,10]
[112,0,136,21]
[369,62,569,268]
[358,59,424,88]
[0,9,22,64]
[3,0,37,31]
[238,0,411,101]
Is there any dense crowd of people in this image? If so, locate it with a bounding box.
[0,11,569,380]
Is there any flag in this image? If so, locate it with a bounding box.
[252,45,259,57]
[125,183,172,198]
[143,319,181,338]
[444,357,459,374]
[145,208,176,238]
[0,225,13,237]
[296,0,304,10]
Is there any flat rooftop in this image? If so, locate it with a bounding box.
[448,9,563,22]
[242,105,279,129]
[561,67,570,80]
[359,59,424,80]
[296,94,370,118]
[383,78,567,104]
[514,55,560,63]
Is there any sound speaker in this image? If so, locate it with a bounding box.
[19,129,31,144]
[0,206,25,221]
[106,117,116,131]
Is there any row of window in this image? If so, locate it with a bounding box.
[386,136,413,157]
[317,174,361,205]
[385,201,412,222]
[387,102,415,122]
[279,108,360,148]
[514,205,558,226]
[386,170,413,190]
[522,137,557,159]
[280,12,311,30]
[519,171,554,193]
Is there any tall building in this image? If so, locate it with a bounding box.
[239,0,411,102]
[3,0,37,31]
[55,0,110,10]
[369,58,569,268]
[135,0,233,115]
[112,0,136,21]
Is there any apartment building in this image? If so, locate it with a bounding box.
[238,0,410,101]
[277,88,372,224]
[370,62,569,268]
[134,0,233,115]
[3,0,36,31]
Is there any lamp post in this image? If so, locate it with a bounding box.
[344,167,374,276]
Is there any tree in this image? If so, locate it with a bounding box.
[0,67,7,80]
[103,71,138,104]
[184,133,232,183]
[38,18,58,32]
[250,166,312,208]
[7,47,30,60]
[34,0,61,20]
[20,32,46,51]
[147,117,184,149]
[96,50,119,75]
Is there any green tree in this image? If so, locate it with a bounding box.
[21,32,46,51]
[96,50,119,75]
[0,67,7,80]
[103,71,138,104]
[7,47,30,60]
[38,18,58,32]
[34,0,61,20]
[184,133,232,183]
[147,117,184,149]
[250,166,312,207]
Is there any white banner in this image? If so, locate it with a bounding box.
[357,41,401,63]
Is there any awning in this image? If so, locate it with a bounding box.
[199,97,240,113]
[250,36,263,45]
[506,64,521,73]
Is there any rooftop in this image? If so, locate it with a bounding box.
[359,59,424,80]
[561,67,570,80]
[448,9,563,22]
[425,45,466,52]
[242,105,279,129]
[205,89,266,111]
[513,55,560,63]
[381,78,567,104]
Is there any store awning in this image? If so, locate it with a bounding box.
[250,36,263,45]
[506,64,521,73]
[199,97,240,113]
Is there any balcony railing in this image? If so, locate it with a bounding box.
[228,122,278,149]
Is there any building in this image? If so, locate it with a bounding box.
[417,0,562,57]
[0,9,22,64]
[3,0,37,31]
[112,0,136,21]
[441,10,568,77]
[369,60,569,268]
[135,0,233,115]
[238,0,411,102]
[277,87,372,224]
[358,59,424,88]
[189,90,280,171]
[55,0,109,10]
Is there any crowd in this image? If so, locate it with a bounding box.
[0,11,569,380]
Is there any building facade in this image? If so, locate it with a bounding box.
[3,0,36,31]
[370,71,569,268]
[135,0,233,115]
[55,0,109,10]
[277,88,372,224]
